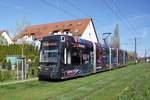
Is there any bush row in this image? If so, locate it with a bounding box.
[0,70,14,81]
[0,44,39,61]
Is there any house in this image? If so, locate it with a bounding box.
[15,18,99,47]
[0,30,13,45]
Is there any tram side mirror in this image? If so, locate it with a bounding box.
[61,36,65,42]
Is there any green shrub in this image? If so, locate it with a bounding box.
[0,70,14,81]
[28,66,39,78]
[128,61,135,65]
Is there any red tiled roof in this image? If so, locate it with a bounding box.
[22,18,91,40]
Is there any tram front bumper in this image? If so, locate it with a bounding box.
[38,67,61,80]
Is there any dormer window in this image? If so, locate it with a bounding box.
[66,31,69,34]
[74,29,80,33]
[63,29,72,36]
[53,30,59,33]
[63,24,69,28]
[77,22,82,26]
[43,27,47,30]
[63,29,70,35]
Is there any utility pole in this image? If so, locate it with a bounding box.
[134,37,137,64]
[145,48,147,62]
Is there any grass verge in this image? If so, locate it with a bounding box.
[0,63,150,100]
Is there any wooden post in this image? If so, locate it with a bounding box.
[21,59,24,80]
[21,44,24,80]
[17,60,19,79]
[25,59,27,79]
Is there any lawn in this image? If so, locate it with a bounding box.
[0,63,150,100]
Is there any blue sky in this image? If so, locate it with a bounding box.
[0,0,150,57]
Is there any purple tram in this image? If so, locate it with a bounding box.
[38,35,128,80]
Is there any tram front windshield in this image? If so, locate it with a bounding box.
[40,44,58,63]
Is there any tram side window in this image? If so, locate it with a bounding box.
[71,50,81,65]
[83,53,90,64]
[63,48,91,66]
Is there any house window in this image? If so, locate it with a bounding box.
[89,33,91,36]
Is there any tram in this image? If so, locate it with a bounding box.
[38,35,128,80]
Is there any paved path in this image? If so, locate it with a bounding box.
[0,78,38,86]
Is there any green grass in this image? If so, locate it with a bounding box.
[0,63,150,100]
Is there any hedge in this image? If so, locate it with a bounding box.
[0,44,39,61]
[0,70,14,81]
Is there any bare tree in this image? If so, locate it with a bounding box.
[11,16,31,80]
[12,16,31,40]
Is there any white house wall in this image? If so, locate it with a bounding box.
[16,35,41,49]
[1,32,13,44]
[80,20,98,43]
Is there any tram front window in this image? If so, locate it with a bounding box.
[40,47,58,63]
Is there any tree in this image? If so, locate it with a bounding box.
[11,16,31,41]
[2,59,7,69]
[7,60,12,70]
[128,51,135,61]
